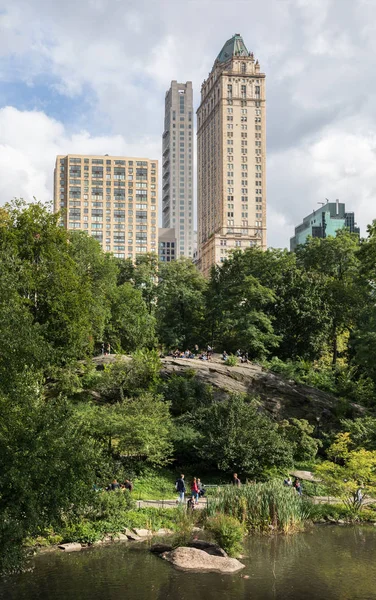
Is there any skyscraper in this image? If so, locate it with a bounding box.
[290,200,360,250]
[54,154,158,260]
[162,81,194,258]
[197,34,266,276]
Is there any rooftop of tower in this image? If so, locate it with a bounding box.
[216,33,250,63]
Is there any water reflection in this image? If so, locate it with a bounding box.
[1,526,376,600]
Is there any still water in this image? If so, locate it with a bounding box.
[1,526,376,600]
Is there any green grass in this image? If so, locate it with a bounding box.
[206,480,310,533]
[133,469,177,500]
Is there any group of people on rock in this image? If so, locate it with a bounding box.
[175,474,206,507]
[284,476,303,496]
[101,342,111,356]
[169,345,214,361]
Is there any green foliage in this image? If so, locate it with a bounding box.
[226,355,238,366]
[341,416,376,450]
[98,351,161,402]
[279,419,321,463]
[160,373,213,416]
[207,481,309,533]
[207,253,280,358]
[85,490,135,520]
[79,392,173,465]
[105,283,156,352]
[0,373,107,573]
[206,514,245,556]
[156,258,207,349]
[316,433,376,509]
[192,394,294,477]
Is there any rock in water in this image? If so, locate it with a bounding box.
[58,543,82,552]
[162,547,245,573]
[187,540,227,557]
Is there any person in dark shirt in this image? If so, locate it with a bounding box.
[175,474,186,503]
[232,473,241,487]
[111,479,120,490]
[124,479,133,492]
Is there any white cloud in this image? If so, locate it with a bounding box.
[0,106,160,205]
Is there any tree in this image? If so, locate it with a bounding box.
[207,252,279,357]
[279,418,321,463]
[156,258,207,349]
[0,200,113,361]
[78,393,172,466]
[192,394,293,477]
[0,373,106,573]
[105,283,156,352]
[296,230,363,365]
[316,433,376,510]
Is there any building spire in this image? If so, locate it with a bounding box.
[216,33,250,63]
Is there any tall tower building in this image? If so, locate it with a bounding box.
[197,34,266,276]
[162,81,194,258]
[54,154,158,260]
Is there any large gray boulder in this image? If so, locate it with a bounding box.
[162,547,245,573]
[187,540,227,557]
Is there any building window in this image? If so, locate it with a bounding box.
[241,62,246,74]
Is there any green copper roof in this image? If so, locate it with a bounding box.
[216,34,250,63]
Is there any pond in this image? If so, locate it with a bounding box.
[1,526,376,600]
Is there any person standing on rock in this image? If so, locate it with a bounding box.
[176,474,186,503]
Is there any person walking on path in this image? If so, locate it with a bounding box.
[197,478,205,497]
[176,474,186,503]
[191,477,199,504]
[232,473,241,487]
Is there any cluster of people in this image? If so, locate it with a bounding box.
[101,342,111,356]
[105,478,133,492]
[169,345,214,361]
[283,476,303,496]
[175,474,206,508]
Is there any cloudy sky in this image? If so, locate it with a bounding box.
[0,0,375,248]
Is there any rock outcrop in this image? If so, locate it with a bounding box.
[92,354,365,428]
[161,546,245,573]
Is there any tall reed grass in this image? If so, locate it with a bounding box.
[206,481,310,533]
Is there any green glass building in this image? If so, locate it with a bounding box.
[290,201,360,250]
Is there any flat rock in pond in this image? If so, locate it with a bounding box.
[162,547,245,573]
[133,528,152,538]
[124,528,142,541]
[150,543,173,554]
[155,528,174,536]
[187,540,227,557]
[58,543,82,552]
[114,533,129,542]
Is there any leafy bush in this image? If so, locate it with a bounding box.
[206,514,244,556]
[226,355,238,367]
[85,489,134,521]
[61,522,102,544]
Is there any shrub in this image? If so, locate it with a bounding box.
[226,355,238,367]
[85,490,135,521]
[61,522,101,544]
[206,514,244,556]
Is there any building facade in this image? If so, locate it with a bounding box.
[197,34,266,277]
[162,81,194,258]
[290,200,360,250]
[54,154,158,259]
[158,227,176,262]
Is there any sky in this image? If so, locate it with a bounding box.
[0,0,375,248]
